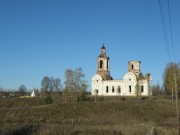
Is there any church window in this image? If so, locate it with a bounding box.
[131,64,134,70]
[96,90,98,94]
[97,80,98,82]
[118,86,121,93]
[141,86,144,92]
[112,86,114,93]
[129,85,131,92]
[100,60,103,68]
[106,86,109,93]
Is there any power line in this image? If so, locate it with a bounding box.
[167,1,179,134]
[159,0,179,134]
[158,0,171,62]
[167,0,176,62]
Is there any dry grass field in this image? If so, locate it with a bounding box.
[0,95,178,135]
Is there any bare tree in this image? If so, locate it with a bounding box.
[41,76,50,91]
[64,69,74,91]
[41,76,62,92]
[18,84,27,96]
[152,83,162,96]
[54,78,63,91]
[64,67,89,101]
[49,77,54,92]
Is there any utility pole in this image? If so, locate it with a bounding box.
[175,70,180,135]
[65,90,67,104]
[172,88,174,101]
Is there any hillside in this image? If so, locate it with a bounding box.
[0,95,178,135]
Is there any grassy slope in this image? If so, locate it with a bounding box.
[0,96,178,135]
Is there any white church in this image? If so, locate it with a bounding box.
[92,45,152,96]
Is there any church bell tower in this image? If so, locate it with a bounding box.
[97,45,112,80]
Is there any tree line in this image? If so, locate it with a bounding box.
[40,67,89,102]
[41,67,88,92]
[1,63,180,97]
[0,67,88,99]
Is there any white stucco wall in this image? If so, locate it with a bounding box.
[92,72,152,97]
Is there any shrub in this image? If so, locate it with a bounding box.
[141,97,147,100]
[121,97,126,101]
[44,94,53,105]
[77,90,88,102]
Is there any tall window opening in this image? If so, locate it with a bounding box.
[131,64,134,70]
[129,85,131,92]
[112,86,114,93]
[141,86,144,92]
[100,60,103,68]
[106,86,109,93]
[118,86,121,93]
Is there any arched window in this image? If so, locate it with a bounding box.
[117,86,121,93]
[106,86,109,93]
[100,60,103,68]
[96,89,98,94]
[141,86,144,92]
[94,89,98,95]
[129,85,131,92]
[131,64,134,70]
[112,86,114,93]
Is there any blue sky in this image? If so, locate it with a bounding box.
[0,0,180,91]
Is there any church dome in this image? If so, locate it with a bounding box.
[101,44,106,49]
[98,44,109,59]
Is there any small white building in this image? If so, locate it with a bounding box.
[31,90,36,97]
[92,45,152,96]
